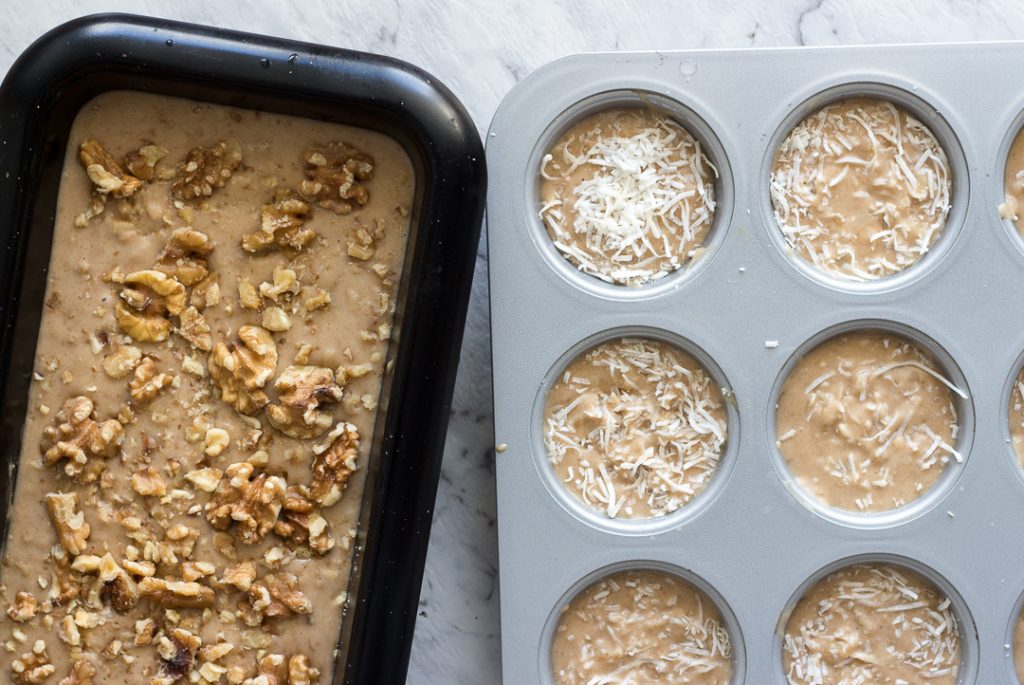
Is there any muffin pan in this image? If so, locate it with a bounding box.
[487,43,1024,682]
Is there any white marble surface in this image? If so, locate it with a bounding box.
[4,1,1024,682]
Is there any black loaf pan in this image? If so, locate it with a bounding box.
[0,13,485,685]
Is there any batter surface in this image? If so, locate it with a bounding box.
[770,98,952,282]
[776,330,962,513]
[539,108,717,286]
[0,91,411,683]
[551,569,732,685]
[782,563,961,684]
[544,338,728,519]
[1000,126,1024,233]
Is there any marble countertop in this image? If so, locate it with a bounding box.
[4,1,1024,682]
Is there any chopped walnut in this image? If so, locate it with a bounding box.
[190,272,221,310]
[138,577,215,609]
[76,554,140,613]
[288,655,319,685]
[245,573,311,623]
[113,269,187,343]
[122,143,168,182]
[178,306,212,352]
[259,266,300,302]
[155,228,214,286]
[205,462,286,544]
[180,561,215,582]
[7,592,38,623]
[58,659,96,685]
[184,467,223,493]
[79,139,143,199]
[298,142,374,214]
[11,648,55,685]
[242,190,315,254]
[128,357,172,404]
[267,366,344,439]
[262,307,291,332]
[171,138,243,201]
[310,422,360,506]
[238,278,262,310]
[347,224,376,261]
[208,326,278,415]
[44,492,90,555]
[156,628,201,682]
[251,654,287,684]
[40,396,123,480]
[130,467,167,497]
[221,561,257,592]
[275,489,334,555]
[101,344,142,379]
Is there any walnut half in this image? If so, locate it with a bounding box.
[208,326,278,415]
[113,269,187,343]
[242,189,315,255]
[274,488,334,555]
[79,139,143,199]
[267,366,344,439]
[171,138,243,201]
[155,227,214,287]
[310,422,359,507]
[205,462,286,545]
[138,577,215,609]
[44,492,90,555]
[40,396,123,481]
[298,142,374,214]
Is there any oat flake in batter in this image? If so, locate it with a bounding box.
[782,563,961,685]
[776,330,962,513]
[770,98,952,282]
[544,338,727,519]
[551,569,732,685]
[539,108,717,286]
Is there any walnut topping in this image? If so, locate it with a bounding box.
[77,554,140,613]
[131,467,167,497]
[178,306,213,352]
[221,561,257,591]
[156,628,201,682]
[238,278,262,310]
[288,655,319,685]
[262,307,292,333]
[275,490,334,555]
[205,462,286,544]
[7,592,38,623]
[245,573,311,623]
[250,654,287,684]
[208,326,278,415]
[58,659,96,685]
[40,396,123,480]
[171,138,243,201]
[298,142,374,214]
[310,422,360,506]
[79,139,144,199]
[113,270,187,343]
[242,190,315,254]
[101,344,142,379]
[184,467,223,493]
[122,143,168,182]
[155,228,214,286]
[44,492,90,555]
[259,266,300,302]
[267,366,344,439]
[128,357,172,404]
[138,577,215,609]
[11,648,55,684]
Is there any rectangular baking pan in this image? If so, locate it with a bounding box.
[0,13,485,684]
[488,43,1024,683]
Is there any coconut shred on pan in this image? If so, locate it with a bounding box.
[539,108,717,286]
[770,98,952,282]
[543,338,727,520]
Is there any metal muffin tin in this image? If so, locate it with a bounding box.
[0,14,484,685]
[487,43,1024,683]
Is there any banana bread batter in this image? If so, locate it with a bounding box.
[999,126,1024,233]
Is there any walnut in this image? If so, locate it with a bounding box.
[259,266,300,302]
[242,190,315,254]
[49,550,82,605]
[129,357,172,404]
[130,467,167,497]
[178,306,212,351]
[221,561,256,591]
[266,366,344,439]
[180,561,215,582]
[171,138,243,201]
[245,573,311,623]
[274,489,334,555]
[156,228,214,286]
[58,659,96,685]
[205,462,286,544]
[262,307,291,332]
[288,655,319,685]
[184,467,223,493]
[156,628,201,682]
[347,224,376,261]
[122,143,168,182]
[208,326,278,415]
[113,270,186,343]
[190,273,220,310]
[79,139,143,199]
[11,649,55,685]
[7,592,38,623]
[238,278,262,310]
[40,396,123,480]
[298,142,374,214]
[101,344,142,379]
[44,492,90,555]
[310,422,359,506]
[77,554,140,612]
[138,577,215,609]
[252,654,287,684]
